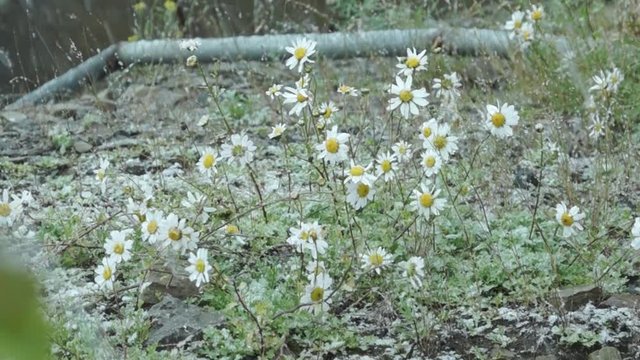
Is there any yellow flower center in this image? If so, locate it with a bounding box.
[113,242,124,255]
[422,127,432,138]
[338,85,349,93]
[325,138,339,154]
[420,193,433,208]
[96,169,106,181]
[356,183,370,198]
[369,253,384,267]
[310,286,324,302]
[232,144,244,157]
[323,108,332,119]
[296,92,307,103]
[147,220,158,234]
[399,89,413,103]
[532,9,542,21]
[102,266,112,281]
[0,203,11,217]
[168,227,182,241]
[195,259,206,273]
[380,160,392,173]
[300,231,309,241]
[491,112,506,128]
[202,153,215,169]
[523,30,532,41]
[398,145,407,155]
[424,156,436,168]
[433,135,447,150]
[294,47,306,60]
[514,19,522,29]
[350,165,365,177]
[226,224,239,234]
[405,56,420,69]
[560,212,574,227]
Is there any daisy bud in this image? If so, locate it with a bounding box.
[186,55,198,68]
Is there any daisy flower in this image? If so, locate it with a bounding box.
[411,182,447,220]
[223,224,245,245]
[142,209,164,244]
[306,260,328,282]
[282,85,312,116]
[94,158,110,194]
[287,222,328,258]
[127,197,148,223]
[375,152,397,182]
[161,213,199,254]
[300,274,333,315]
[396,48,428,76]
[392,141,413,163]
[387,75,429,119]
[269,123,287,139]
[197,147,218,178]
[337,84,359,96]
[316,125,350,164]
[179,38,201,52]
[94,257,117,290]
[346,181,376,210]
[424,122,458,161]
[528,4,544,22]
[285,38,317,72]
[432,72,462,104]
[361,247,392,275]
[265,84,283,100]
[588,115,605,139]
[186,248,212,287]
[485,102,519,138]
[421,150,443,177]
[0,188,22,227]
[606,67,624,93]
[555,202,585,237]
[519,22,535,49]
[399,256,425,289]
[344,160,376,185]
[104,230,133,263]
[589,70,608,95]
[181,191,215,224]
[631,218,640,250]
[504,10,525,39]
[318,101,339,126]
[220,133,257,165]
[419,118,439,145]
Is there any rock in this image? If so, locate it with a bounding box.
[146,295,225,349]
[141,267,200,306]
[550,284,603,311]
[588,347,622,360]
[0,111,27,123]
[601,293,640,309]
[73,139,93,153]
[534,356,557,360]
[123,159,145,175]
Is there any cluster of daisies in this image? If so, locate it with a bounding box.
[0,188,34,227]
[585,66,624,139]
[504,4,545,49]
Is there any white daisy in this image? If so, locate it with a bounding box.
[486,102,519,138]
[287,222,328,258]
[375,152,397,182]
[142,209,164,244]
[396,48,428,76]
[519,22,535,49]
[387,75,429,119]
[555,202,585,238]
[411,182,447,220]
[104,230,133,263]
[160,213,199,254]
[344,160,376,185]
[361,247,392,275]
[300,274,333,314]
[94,257,117,290]
[220,133,257,165]
[269,123,287,139]
[527,4,544,22]
[346,180,376,210]
[606,67,624,93]
[181,191,215,224]
[127,197,148,224]
[316,125,350,164]
[424,122,458,161]
[197,147,218,177]
[318,101,339,126]
[631,218,640,250]
[0,188,22,227]
[588,114,605,139]
[504,10,525,39]
[419,118,439,146]
[265,84,283,100]
[179,38,201,52]
[337,84,359,96]
[306,260,328,282]
[421,150,443,177]
[399,256,425,289]
[432,72,462,104]
[186,248,212,287]
[94,158,110,195]
[392,141,413,163]
[589,70,608,95]
[285,38,317,72]
[282,85,312,116]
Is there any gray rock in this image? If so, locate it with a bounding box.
[588,346,622,360]
[534,356,557,360]
[0,111,27,123]
[146,295,225,348]
[601,294,640,309]
[141,267,200,306]
[73,139,93,153]
[550,284,603,311]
